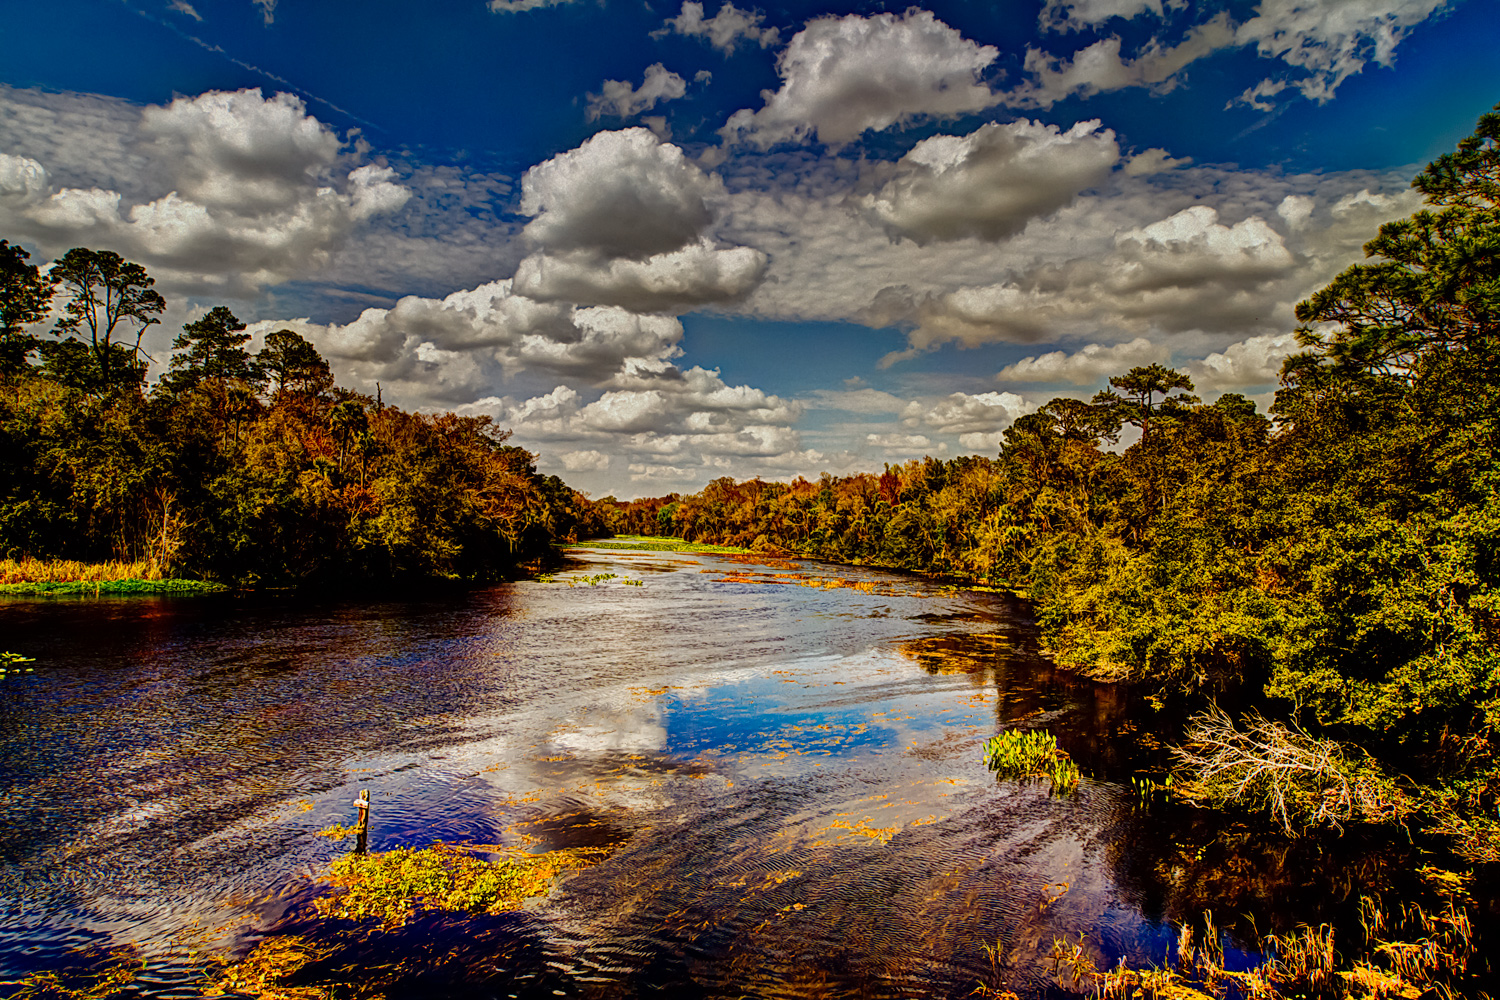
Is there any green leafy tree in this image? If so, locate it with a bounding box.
[0,240,50,377]
[1091,363,1198,441]
[43,248,164,392]
[329,399,369,474]
[161,306,259,394]
[1290,104,1498,379]
[257,328,334,399]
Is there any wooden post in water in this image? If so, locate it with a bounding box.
[354,788,370,854]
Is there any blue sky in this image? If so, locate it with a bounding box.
[2,0,1496,495]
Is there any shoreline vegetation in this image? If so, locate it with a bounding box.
[0,557,226,595]
[567,534,752,554]
[0,252,609,592]
[572,108,1500,997]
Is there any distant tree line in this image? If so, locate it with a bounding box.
[0,246,606,585]
[600,107,1500,850]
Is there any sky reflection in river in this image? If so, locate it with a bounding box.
[0,549,1403,997]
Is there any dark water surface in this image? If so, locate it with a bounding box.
[0,550,1413,997]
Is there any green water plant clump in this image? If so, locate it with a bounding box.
[314,844,598,926]
[572,572,616,586]
[1,651,36,674]
[983,729,1081,793]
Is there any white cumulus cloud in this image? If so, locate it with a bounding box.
[252,280,686,401]
[0,89,409,295]
[863,118,1119,243]
[903,391,1035,436]
[998,337,1168,384]
[904,205,1298,349]
[515,128,765,312]
[586,64,689,122]
[520,128,720,259]
[513,242,768,313]
[1189,331,1300,388]
[656,2,780,52]
[720,9,1000,148]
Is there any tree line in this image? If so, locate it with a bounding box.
[599,107,1500,849]
[0,246,606,585]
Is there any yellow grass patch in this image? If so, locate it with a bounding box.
[0,557,164,584]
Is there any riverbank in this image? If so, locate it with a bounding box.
[0,558,227,595]
[0,578,228,595]
[568,534,754,554]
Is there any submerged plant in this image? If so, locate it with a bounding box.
[982,729,1082,793]
[8,949,143,999]
[203,936,336,1000]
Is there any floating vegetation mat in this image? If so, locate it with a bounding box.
[204,936,335,1000]
[190,843,613,999]
[704,569,909,597]
[6,948,144,999]
[899,633,1016,674]
[314,843,608,927]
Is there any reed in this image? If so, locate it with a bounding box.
[0,557,163,584]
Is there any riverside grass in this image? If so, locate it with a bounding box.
[0,558,225,595]
[569,535,752,554]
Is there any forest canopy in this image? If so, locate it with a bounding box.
[0,243,606,585]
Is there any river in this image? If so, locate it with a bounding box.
[0,547,1412,998]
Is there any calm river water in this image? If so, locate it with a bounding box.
[0,548,1414,998]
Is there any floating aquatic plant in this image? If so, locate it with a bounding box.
[314,844,602,926]
[1,651,36,675]
[982,729,1081,794]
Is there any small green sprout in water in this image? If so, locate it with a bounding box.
[982,729,1081,794]
[1131,773,1175,805]
[315,821,361,842]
